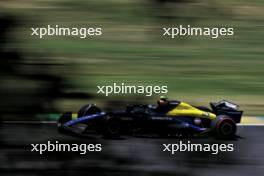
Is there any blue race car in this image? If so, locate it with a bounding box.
[58,99,243,139]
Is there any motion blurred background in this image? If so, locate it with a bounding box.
[1,1,264,176]
[0,0,264,120]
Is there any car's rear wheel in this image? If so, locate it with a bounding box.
[212,116,236,138]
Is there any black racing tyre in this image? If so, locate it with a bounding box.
[212,116,236,138]
[78,104,101,117]
[101,116,121,138]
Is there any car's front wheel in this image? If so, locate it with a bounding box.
[101,116,121,139]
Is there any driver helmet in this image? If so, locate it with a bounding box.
[158,96,168,106]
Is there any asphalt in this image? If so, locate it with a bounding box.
[0,124,264,176]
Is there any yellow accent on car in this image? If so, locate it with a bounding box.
[166,102,216,120]
[72,113,78,119]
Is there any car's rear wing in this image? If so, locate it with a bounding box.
[210,100,243,123]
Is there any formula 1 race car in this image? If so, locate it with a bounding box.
[58,99,243,139]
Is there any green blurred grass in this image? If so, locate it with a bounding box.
[2,0,264,115]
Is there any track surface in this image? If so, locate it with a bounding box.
[0,124,264,176]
